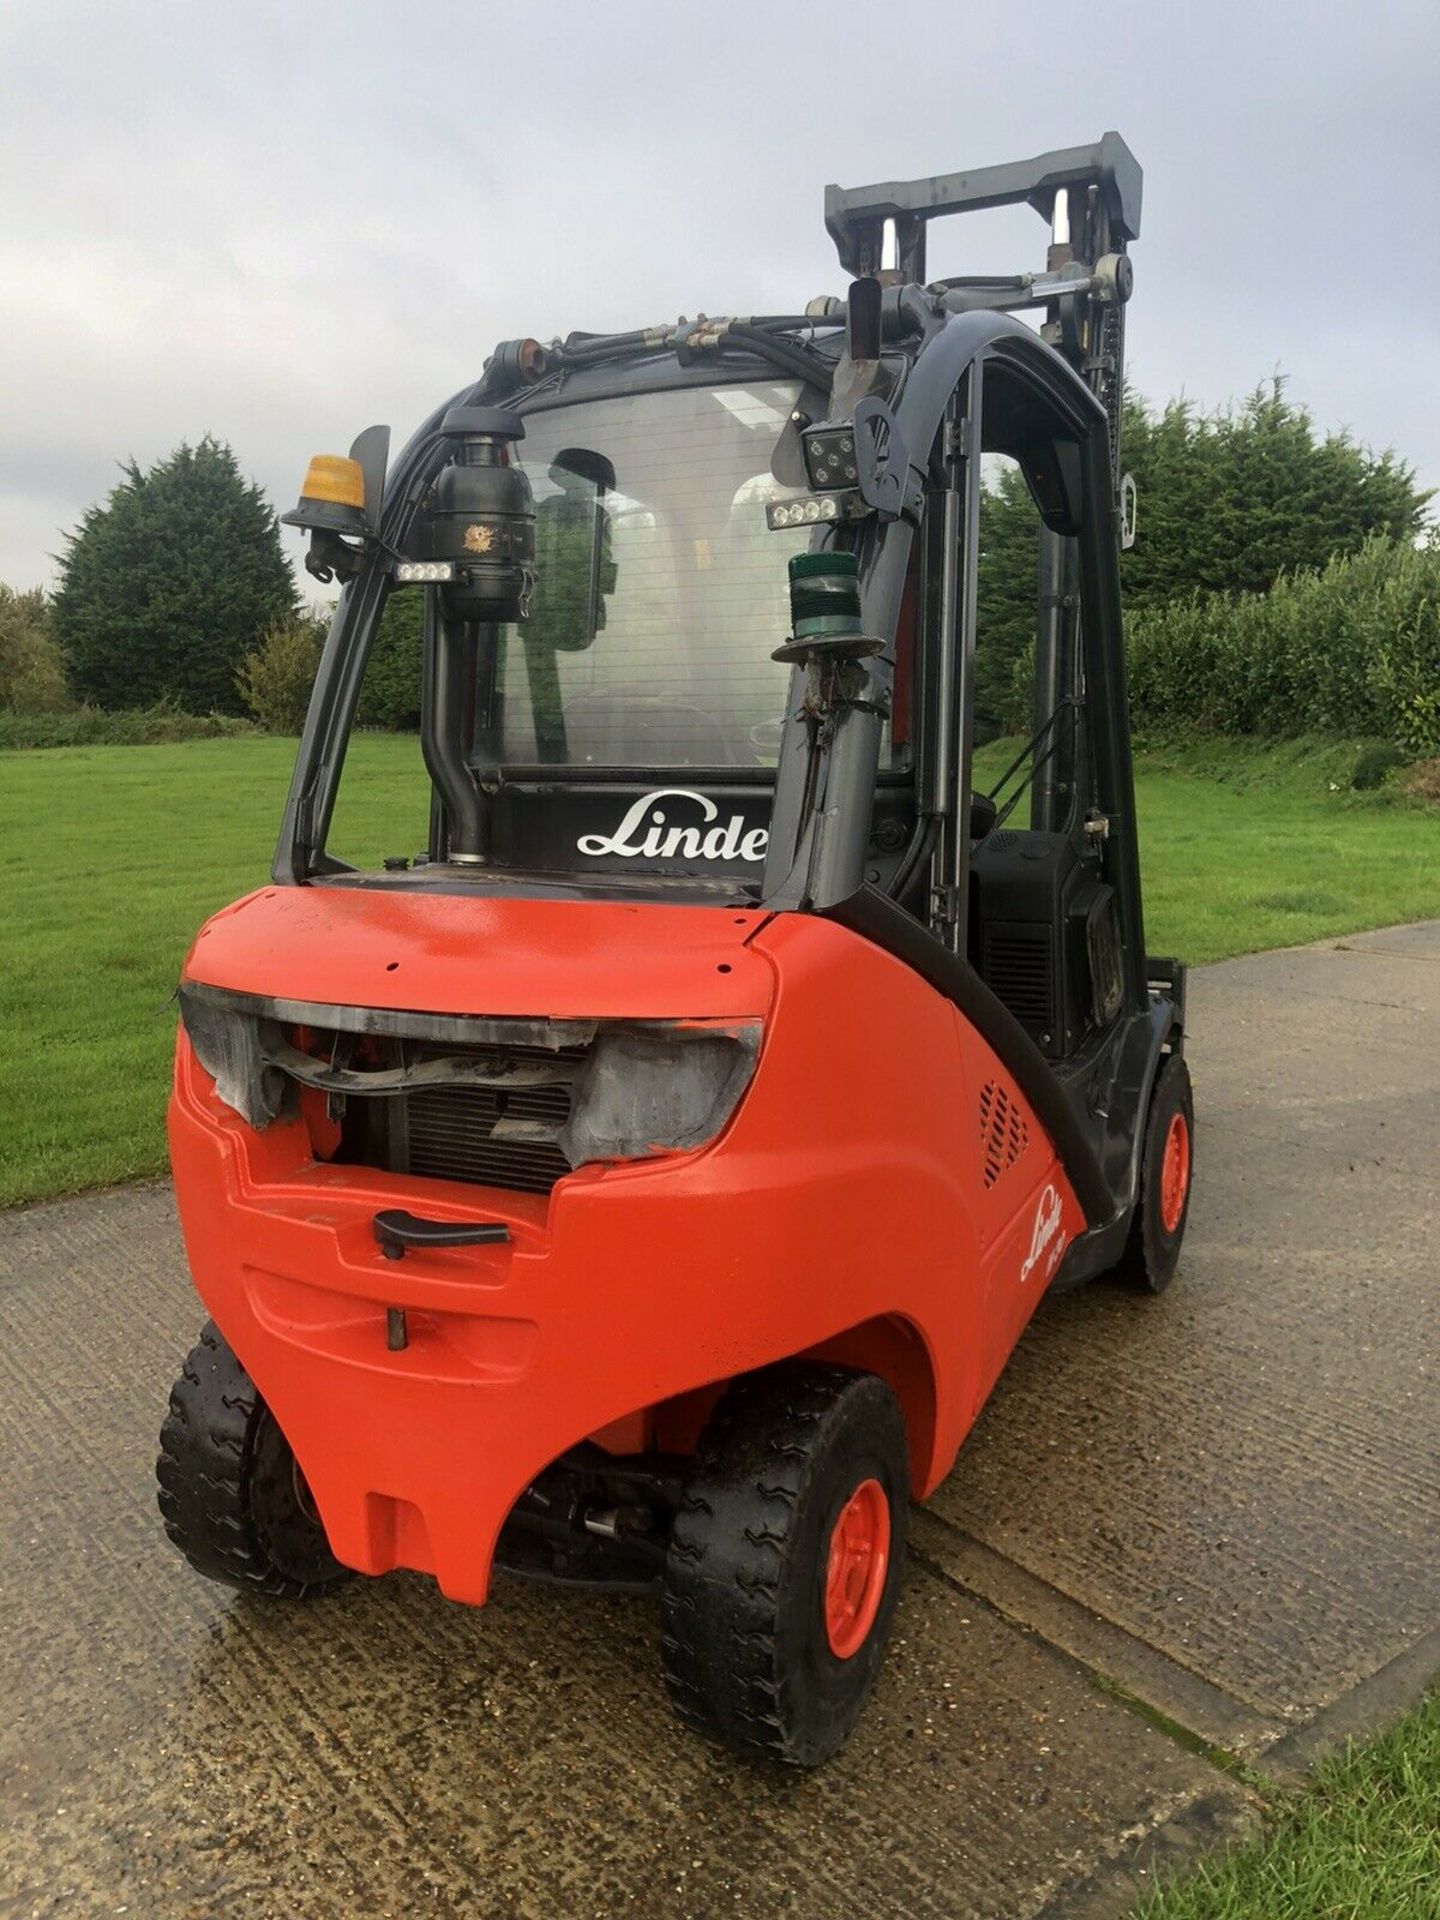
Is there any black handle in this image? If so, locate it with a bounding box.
[373,1209,511,1260]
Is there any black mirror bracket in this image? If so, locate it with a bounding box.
[852,397,924,523]
[300,527,365,586]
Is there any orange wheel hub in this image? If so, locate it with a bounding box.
[824,1477,891,1660]
[1159,1111,1191,1234]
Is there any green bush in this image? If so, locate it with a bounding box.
[1369,589,1440,758]
[0,704,256,750]
[236,612,328,732]
[237,589,426,734]
[0,586,71,714]
[357,590,423,730]
[977,378,1433,731]
[1119,380,1429,607]
[234,590,423,735]
[1126,536,1440,754]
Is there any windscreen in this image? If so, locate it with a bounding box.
[470,381,815,771]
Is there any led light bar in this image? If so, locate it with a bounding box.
[766,492,869,531]
[393,560,456,584]
[767,496,841,530]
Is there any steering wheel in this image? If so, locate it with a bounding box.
[747,716,786,764]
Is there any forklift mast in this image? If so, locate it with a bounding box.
[825,133,1140,478]
[824,133,1141,842]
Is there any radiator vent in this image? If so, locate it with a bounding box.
[330,1034,590,1198]
[979,1079,1028,1190]
[405,1080,576,1195]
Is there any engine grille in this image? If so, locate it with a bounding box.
[405,1080,575,1194]
[332,1036,590,1198]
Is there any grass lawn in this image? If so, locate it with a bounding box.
[1,730,1437,1209]
[1132,1691,1440,1919]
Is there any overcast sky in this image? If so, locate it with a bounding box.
[3,0,1437,593]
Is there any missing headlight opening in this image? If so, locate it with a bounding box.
[178,983,760,1195]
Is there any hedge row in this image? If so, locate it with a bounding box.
[0,705,256,751]
[1126,536,1440,755]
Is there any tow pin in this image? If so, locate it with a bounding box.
[386,1308,409,1352]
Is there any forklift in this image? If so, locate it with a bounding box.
[158,133,1193,1766]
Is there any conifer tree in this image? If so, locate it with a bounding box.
[54,438,296,712]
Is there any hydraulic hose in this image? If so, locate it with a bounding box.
[721,323,835,390]
[886,813,938,904]
[747,314,845,330]
[549,330,662,363]
[549,321,836,392]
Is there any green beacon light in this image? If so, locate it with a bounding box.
[773,551,885,664]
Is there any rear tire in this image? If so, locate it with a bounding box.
[661,1363,908,1767]
[1116,1052,1195,1294]
[156,1320,351,1597]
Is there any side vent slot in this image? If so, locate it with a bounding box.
[979,1079,1028,1190]
[982,923,1056,1033]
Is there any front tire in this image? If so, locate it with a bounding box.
[1117,1052,1195,1294]
[661,1364,909,1767]
[156,1321,351,1598]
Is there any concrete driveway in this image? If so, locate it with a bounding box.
[2,925,1437,1919]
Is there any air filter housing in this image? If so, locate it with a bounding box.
[427,407,536,622]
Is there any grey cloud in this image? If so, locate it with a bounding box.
[2,0,1437,592]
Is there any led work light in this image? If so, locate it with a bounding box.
[801,425,861,491]
[766,493,872,531]
[767,496,840,529]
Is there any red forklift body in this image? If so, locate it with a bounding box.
[158,134,1192,1764]
[171,885,1083,1603]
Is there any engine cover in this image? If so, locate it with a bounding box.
[969,830,1120,1059]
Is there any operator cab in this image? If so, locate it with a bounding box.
[276,131,1178,1279]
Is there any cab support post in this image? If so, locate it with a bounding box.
[931,363,982,954]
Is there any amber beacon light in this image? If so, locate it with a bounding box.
[281,454,368,538]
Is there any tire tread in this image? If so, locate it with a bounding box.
[1116,1052,1195,1293]
[155,1320,346,1598]
[660,1363,907,1766]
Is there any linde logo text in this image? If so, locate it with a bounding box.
[1019,1183,1065,1285]
[577,790,769,863]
